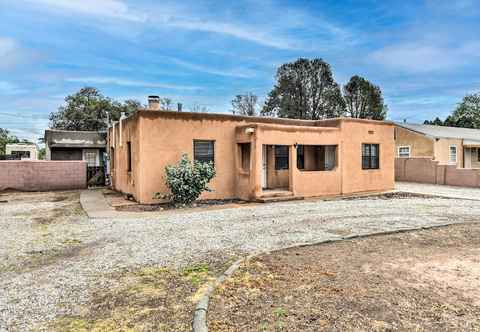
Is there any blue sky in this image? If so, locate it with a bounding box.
[1,0,479,142]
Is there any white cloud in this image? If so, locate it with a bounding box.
[0,37,23,69]
[64,76,202,90]
[165,57,257,78]
[165,19,297,50]
[24,0,146,22]
[370,41,480,73]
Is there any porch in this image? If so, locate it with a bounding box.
[234,123,342,201]
[464,142,480,169]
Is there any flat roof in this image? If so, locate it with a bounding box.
[117,109,393,128]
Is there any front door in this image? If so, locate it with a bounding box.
[262,145,267,189]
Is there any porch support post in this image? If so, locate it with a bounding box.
[252,131,263,200]
[289,145,297,195]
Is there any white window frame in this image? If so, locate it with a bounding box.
[449,145,457,163]
[397,146,411,158]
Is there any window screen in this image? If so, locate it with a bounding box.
[275,145,289,170]
[398,146,410,158]
[362,144,380,170]
[449,146,457,163]
[194,140,215,164]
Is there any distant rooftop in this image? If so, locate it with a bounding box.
[44,129,107,148]
[395,122,480,143]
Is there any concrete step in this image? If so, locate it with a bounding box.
[256,191,304,203]
[259,190,294,198]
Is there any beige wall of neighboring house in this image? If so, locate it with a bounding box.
[395,125,477,169]
[394,127,434,158]
[109,111,395,204]
[433,138,464,166]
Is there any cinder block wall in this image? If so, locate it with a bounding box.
[0,161,87,191]
[395,158,480,188]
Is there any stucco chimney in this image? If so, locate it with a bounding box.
[148,95,161,110]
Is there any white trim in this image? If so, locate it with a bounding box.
[397,145,411,158]
[449,145,457,164]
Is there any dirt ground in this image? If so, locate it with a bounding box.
[210,223,480,331]
[51,261,231,332]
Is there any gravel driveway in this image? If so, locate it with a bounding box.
[1,190,480,331]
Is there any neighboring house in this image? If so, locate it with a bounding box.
[44,129,107,185]
[5,143,38,160]
[395,123,480,169]
[109,103,395,204]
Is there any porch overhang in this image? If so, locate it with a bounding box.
[464,140,480,147]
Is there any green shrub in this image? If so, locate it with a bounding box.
[156,154,216,205]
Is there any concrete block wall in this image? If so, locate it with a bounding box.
[0,161,87,191]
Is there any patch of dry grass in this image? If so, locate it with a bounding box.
[51,263,219,332]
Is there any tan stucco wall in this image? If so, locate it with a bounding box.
[110,112,395,203]
[341,120,395,194]
[394,127,434,158]
[109,113,142,200]
[433,138,463,167]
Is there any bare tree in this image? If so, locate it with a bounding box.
[231,93,258,116]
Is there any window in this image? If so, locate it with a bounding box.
[11,151,30,160]
[297,145,305,169]
[194,140,214,164]
[127,142,132,172]
[275,145,289,170]
[296,145,337,171]
[449,145,457,163]
[84,151,97,167]
[362,144,380,170]
[398,146,410,158]
[477,148,480,162]
[238,143,251,171]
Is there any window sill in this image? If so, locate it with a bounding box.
[298,168,338,172]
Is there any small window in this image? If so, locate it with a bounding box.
[449,145,457,163]
[362,144,380,170]
[238,143,251,171]
[296,145,337,171]
[12,151,30,159]
[84,151,97,167]
[194,140,214,164]
[127,142,132,172]
[398,146,410,158]
[275,145,289,170]
[477,148,480,162]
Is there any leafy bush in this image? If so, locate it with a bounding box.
[156,154,216,205]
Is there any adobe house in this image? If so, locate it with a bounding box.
[395,123,480,169]
[109,98,395,203]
